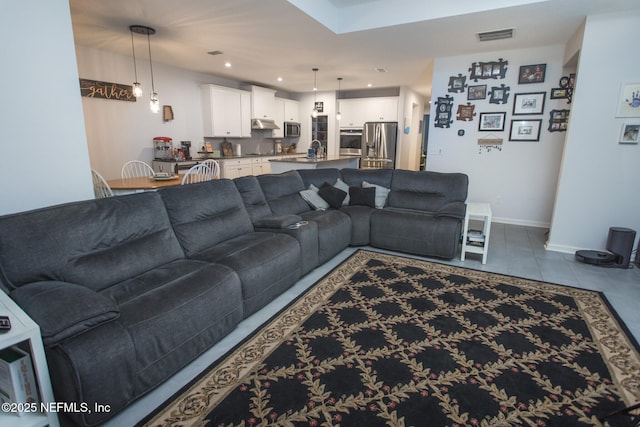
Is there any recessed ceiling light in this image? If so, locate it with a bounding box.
[277,77,283,82]
[224,62,232,68]
[367,83,373,87]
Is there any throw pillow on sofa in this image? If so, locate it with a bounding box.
[362,181,390,209]
[333,178,350,206]
[318,182,347,209]
[348,186,376,207]
[300,184,329,210]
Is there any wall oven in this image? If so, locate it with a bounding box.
[339,128,363,155]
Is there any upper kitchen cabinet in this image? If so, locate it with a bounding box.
[339,97,399,127]
[201,84,251,138]
[250,85,277,121]
[272,98,300,138]
[283,98,300,122]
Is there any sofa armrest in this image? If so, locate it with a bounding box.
[436,201,467,219]
[254,214,303,229]
[10,281,120,346]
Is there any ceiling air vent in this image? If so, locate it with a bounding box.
[208,50,224,56]
[477,28,513,42]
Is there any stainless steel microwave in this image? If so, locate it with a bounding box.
[284,121,301,138]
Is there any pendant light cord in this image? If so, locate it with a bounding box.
[130,31,139,82]
[147,32,155,93]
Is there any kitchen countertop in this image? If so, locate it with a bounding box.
[268,155,361,163]
[194,152,305,161]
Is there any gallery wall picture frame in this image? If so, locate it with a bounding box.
[448,74,468,93]
[509,119,542,141]
[512,92,546,115]
[616,83,640,117]
[478,112,506,131]
[518,64,546,84]
[488,84,510,104]
[456,103,476,121]
[468,85,487,100]
[468,59,508,82]
[434,95,455,128]
[619,123,640,144]
[548,109,570,132]
[550,88,568,99]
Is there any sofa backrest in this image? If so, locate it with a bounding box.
[341,168,394,189]
[256,171,310,215]
[297,168,343,189]
[0,192,185,291]
[233,175,272,222]
[159,179,254,257]
[388,170,468,213]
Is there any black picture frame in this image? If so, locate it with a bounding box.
[478,112,506,131]
[488,84,510,104]
[512,92,546,115]
[518,64,546,84]
[509,119,542,141]
[550,88,568,99]
[548,109,570,132]
[467,85,487,100]
[469,59,508,82]
[434,95,454,128]
[448,74,467,93]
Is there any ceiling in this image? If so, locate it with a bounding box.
[68,0,640,99]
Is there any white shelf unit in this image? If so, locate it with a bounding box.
[461,202,492,265]
[0,292,59,427]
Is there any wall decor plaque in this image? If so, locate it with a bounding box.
[456,103,476,121]
[79,78,136,102]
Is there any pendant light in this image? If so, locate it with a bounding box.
[129,27,142,98]
[130,25,159,113]
[311,68,319,118]
[336,77,342,121]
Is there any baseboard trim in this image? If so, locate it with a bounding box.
[544,242,582,254]
[492,216,550,229]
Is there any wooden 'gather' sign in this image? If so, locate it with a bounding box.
[79,78,136,102]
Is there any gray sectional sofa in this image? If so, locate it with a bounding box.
[0,167,467,426]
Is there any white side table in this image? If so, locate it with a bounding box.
[0,291,59,427]
[461,202,492,265]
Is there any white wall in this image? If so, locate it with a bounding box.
[0,0,93,215]
[546,11,640,253]
[397,87,426,170]
[427,45,569,227]
[76,46,245,180]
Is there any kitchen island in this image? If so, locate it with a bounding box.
[269,155,360,174]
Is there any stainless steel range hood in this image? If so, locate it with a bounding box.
[251,119,280,130]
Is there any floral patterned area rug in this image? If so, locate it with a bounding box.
[141,250,640,427]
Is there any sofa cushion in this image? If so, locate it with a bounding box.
[341,168,393,189]
[370,208,462,259]
[189,232,302,316]
[388,170,468,217]
[334,178,351,206]
[257,171,310,215]
[297,168,342,189]
[299,210,351,264]
[233,175,273,221]
[160,180,255,256]
[11,281,119,346]
[318,182,347,209]
[0,192,185,291]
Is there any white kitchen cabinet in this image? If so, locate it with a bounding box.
[250,85,277,121]
[339,97,399,127]
[220,158,253,179]
[272,99,285,138]
[201,85,251,138]
[283,99,300,122]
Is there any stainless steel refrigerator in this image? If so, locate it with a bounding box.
[361,122,398,169]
